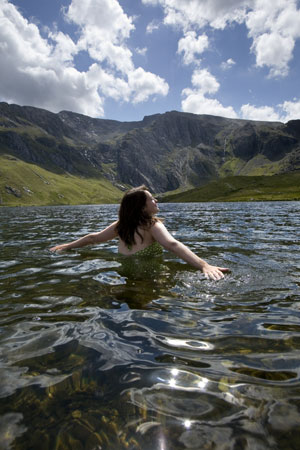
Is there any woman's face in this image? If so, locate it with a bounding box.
[144,191,159,215]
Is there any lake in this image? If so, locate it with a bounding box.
[0,201,300,450]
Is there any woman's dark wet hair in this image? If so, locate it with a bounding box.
[116,185,157,248]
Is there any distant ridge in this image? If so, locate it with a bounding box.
[0,102,299,205]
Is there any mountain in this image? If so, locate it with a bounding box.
[0,102,299,205]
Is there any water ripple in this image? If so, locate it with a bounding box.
[0,202,300,449]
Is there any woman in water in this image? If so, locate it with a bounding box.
[50,185,229,281]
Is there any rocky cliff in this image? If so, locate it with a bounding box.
[0,102,299,193]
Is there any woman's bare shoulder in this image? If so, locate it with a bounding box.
[151,218,165,227]
[150,220,171,236]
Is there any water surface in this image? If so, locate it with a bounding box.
[0,202,300,449]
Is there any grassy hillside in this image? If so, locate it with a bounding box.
[162,172,300,203]
[0,155,122,207]
[1,154,299,207]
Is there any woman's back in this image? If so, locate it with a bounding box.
[118,226,156,256]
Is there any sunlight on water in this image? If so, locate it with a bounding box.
[0,202,300,449]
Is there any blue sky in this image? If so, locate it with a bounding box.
[0,0,300,122]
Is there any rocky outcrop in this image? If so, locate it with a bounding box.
[5,185,21,197]
[0,102,299,193]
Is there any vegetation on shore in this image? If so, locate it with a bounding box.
[2,153,299,207]
[161,172,300,203]
[1,157,299,207]
[0,155,122,207]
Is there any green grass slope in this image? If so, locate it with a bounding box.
[0,155,122,206]
[162,172,300,203]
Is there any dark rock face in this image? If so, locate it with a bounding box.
[0,131,32,161]
[0,102,299,193]
[285,120,300,139]
[231,123,259,160]
[261,134,297,161]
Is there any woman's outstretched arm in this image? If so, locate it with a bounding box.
[50,221,118,252]
[151,221,229,281]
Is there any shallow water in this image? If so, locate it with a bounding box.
[0,202,300,450]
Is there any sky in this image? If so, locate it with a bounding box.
[0,0,300,123]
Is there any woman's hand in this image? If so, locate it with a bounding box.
[50,243,70,252]
[202,264,230,281]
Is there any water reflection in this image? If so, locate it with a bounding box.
[0,202,300,449]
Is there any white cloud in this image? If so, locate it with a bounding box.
[0,0,104,116]
[48,31,78,64]
[88,38,134,74]
[65,0,134,40]
[136,47,147,56]
[246,0,300,40]
[142,0,160,4]
[182,92,237,118]
[251,32,294,78]
[177,31,209,65]
[240,104,280,121]
[181,69,237,118]
[0,0,169,117]
[65,0,135,74]
[246,0,300,77]
[0,1,51,65]
[142,0,250,31]
[241,99,300,122]
[143,0,300,78]
[280,99,300,122]
[276,2,300,38]
[87,64,131,102]
[65,0,169,105]
[86,64,169,104]
[221,58,236,70]
[146,20,160,33]
[128,67,169,103]
[190,69,219,94]
[1,0,299,121]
